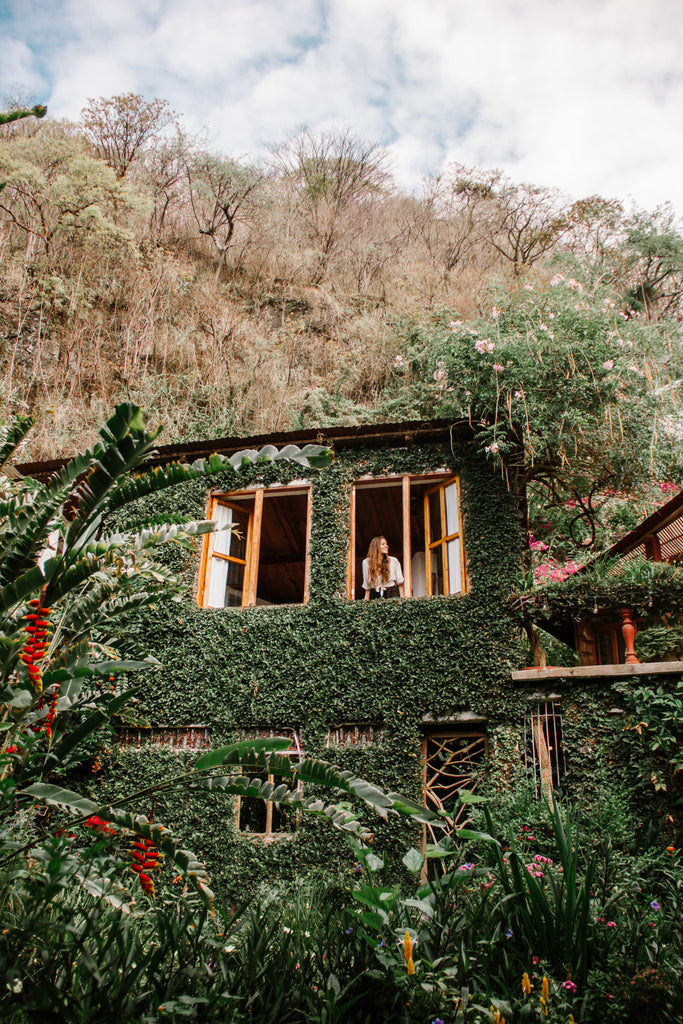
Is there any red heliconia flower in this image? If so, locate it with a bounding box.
[130,835,162,896]
[84,815,117,836]
[22,601,52,697]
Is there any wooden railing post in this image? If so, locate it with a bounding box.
[620,608,639,664]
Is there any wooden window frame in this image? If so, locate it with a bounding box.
[199,485,312,608]
[347,473,466,599]
[234,729,304,839]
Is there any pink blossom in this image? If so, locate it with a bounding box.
[450,320,463,330]
[492,307,500,318]
[475,339,495,354]
[485,442,500,454]
[539,323,548,332]
[492,363,504,372]
[524,284,534,291]
[603,360,614,370]
[561,980,578,993]
[393,354,404,367]
[550,274,565,285]
[567,278,583,292]
[514,390,524,399]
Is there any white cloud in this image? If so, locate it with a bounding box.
[1,0,683,212]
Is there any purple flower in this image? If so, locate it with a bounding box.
[458,862,475,871]
[506,928,513,938]
[650,900,661,911]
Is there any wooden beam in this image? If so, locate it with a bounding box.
[512,661,683,683]
[402,475,411,597]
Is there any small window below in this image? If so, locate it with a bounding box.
[524,701,565,799]
[348,475,465,599]
[200,486,311,608]
[422,728,487,846]
[326,723,382,747]
[234,729,304,839]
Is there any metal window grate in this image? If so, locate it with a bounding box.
[524,702,565,798]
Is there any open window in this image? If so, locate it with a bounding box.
[234,729,303,839]
[348,475,465,599]
[524,701,565,799]
[422,727,487,848]
[200,486,312,607]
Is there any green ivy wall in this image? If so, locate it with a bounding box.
[90,439,663,899]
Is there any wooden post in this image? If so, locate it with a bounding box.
[246,488,263,606]
[347,485,356,599]
[402,475,411,598]
[620,608,639,664]
[303,490,313,604]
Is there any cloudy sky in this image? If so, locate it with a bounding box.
[2,0,682,213]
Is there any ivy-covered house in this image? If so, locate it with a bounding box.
[20,419,679,894]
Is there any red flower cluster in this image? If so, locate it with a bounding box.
[21,600,51,689]
[130,837,162,897]
[84,815,116,836]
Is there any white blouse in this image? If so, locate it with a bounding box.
[362,555,404,595]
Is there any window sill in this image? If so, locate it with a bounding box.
[238,832,296,844]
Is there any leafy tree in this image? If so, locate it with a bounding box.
[383,276,682,554]
[81,93,175,179]
[0,123,143,264]
[622,204,683,320]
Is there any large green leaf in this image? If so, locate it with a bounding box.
[194,737,293,770]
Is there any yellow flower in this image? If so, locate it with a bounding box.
[489,1005,505,1024]
[568,1016,575,1024]
[522,972,532,995]
[406,955,415,975]
[539,996,548,1017]
[403,931,412,963]
[542,976,550,1001]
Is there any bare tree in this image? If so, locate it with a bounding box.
[185,152,263,274]
[81,93,175,178]
[447,164,569,274]
[269,128,391,284]
[141,128,193,239]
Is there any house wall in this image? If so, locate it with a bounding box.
[87,440,659,899]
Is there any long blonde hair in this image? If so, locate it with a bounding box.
[366,536,390,587]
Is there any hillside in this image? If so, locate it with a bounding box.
[2,95,682,557]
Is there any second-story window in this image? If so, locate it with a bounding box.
[348,474,466,599]
[200,486,312,608]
